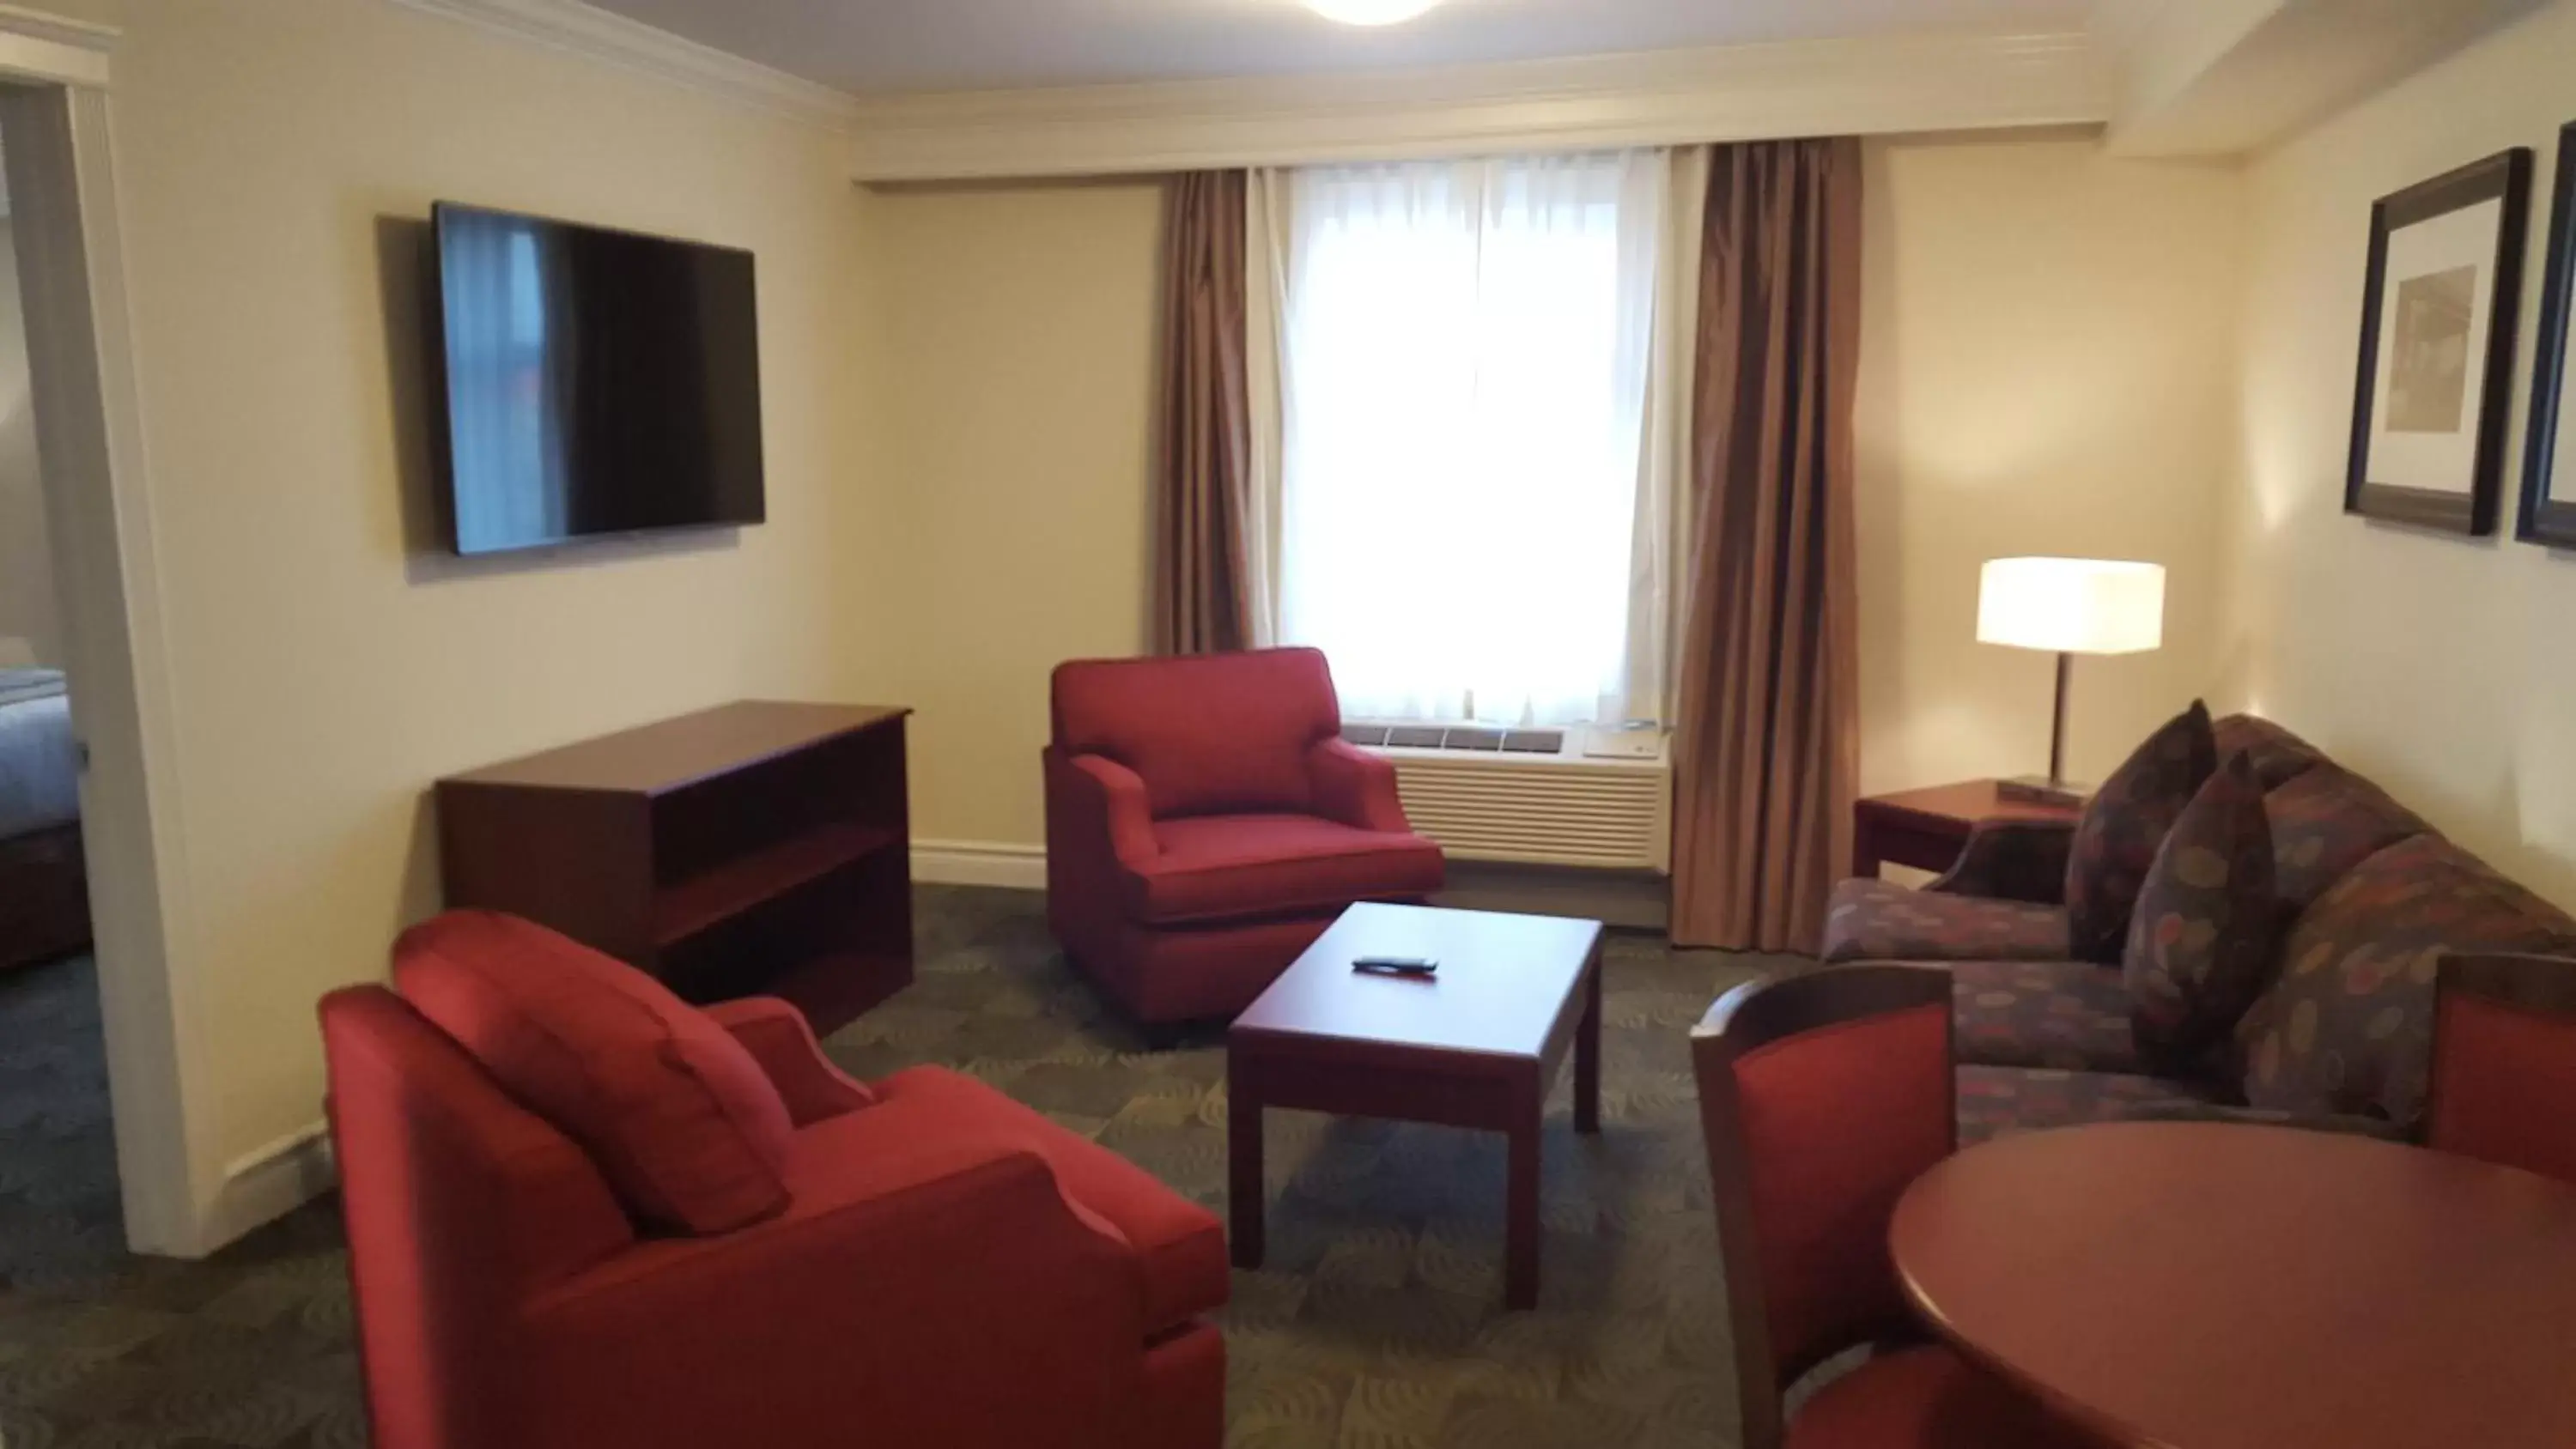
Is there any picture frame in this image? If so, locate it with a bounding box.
[2343,148,2533,536]
[2520,122,2576,549]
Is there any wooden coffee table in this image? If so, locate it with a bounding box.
[1226,902,1604,1310]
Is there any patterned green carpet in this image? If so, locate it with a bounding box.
[0,887,1789,1447]
[0,948,361,1448]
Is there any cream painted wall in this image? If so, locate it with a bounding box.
[2227,0,2576,908]
[0,226,62,670]
[872,180,1164,848]
[1856,132,2243,793]
[870,136,2245,846]
[1853,133,2243,794]
[48,0,890,1194]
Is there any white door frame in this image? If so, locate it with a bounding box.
[0,9,218,1256]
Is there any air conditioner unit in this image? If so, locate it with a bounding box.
[1343,722,1673,873]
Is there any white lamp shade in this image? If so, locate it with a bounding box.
[1977,558,2166,656]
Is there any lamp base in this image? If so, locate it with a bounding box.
[1998,774,2090,809]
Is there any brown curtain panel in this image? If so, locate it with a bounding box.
[1670,138,1863,954]
[1151,171,1256,656]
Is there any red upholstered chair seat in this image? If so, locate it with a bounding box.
[1127,814,1447,925]
[1791,1345,2079,1448]
[1046,648,1445,1025]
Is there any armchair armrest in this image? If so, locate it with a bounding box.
[1927,818,2077,905]
[702,997,873,1126]
[522,1102,1149,1447]
[1048,749,1161,868]
[1309,738,1414,834]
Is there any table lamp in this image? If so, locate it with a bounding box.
[1976,557,2166,806]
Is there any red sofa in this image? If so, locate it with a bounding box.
[1044,647,1446,1026]
[320,912,1226,1449]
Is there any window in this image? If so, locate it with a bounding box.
[1267,149,1673,728]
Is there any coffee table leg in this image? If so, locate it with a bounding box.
[1575,950,1602,1137]
[1229,1070,1264,1270]
[1505,1113,1540,1310]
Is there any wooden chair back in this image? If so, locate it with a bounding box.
[1690,965,1955,1449]
[2428,952,2576,1184]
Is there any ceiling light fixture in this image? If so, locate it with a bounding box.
[1306,0,1442,26]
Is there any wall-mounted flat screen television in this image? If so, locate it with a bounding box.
[429,203,764,555]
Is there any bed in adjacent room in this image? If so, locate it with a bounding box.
[0,668,90,971]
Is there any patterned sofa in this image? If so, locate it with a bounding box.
[1821,715,2576,1143]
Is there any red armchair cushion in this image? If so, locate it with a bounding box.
[1125,814,1445,925]
[393,911,796,1236]
[866,1066,1230,1334]
[1052,648,1341,819]
[1790,1344,2083,1447]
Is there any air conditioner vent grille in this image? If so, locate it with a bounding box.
[1340,723,1570,755]
[1384,755,1670,873]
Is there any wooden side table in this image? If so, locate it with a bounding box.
[1851,780,2082,879]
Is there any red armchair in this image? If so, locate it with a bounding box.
[321,911,1226,1449]
[1692,966,2088,1448]
[1045,647,1446,1026]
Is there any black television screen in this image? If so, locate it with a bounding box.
[430,203,764,555]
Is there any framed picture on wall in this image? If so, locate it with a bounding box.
[2520,122,2576,549]
[2343,148,2533,536]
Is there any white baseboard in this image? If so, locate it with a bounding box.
[197,1121,335,1257]
[912,839,1047,891]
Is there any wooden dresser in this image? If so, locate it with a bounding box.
[434,700,914,1034]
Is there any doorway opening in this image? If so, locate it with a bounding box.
[0,24,210,1270]
[0,113,123,1277]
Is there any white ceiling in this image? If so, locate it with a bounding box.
[585,0,2102,96]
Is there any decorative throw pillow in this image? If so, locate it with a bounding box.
[2065,700,2219,965]
[2124,754,2279,1069]
[395,910,796,1236]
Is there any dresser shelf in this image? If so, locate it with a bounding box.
[435,701,914,1034]
[651,821,902,949]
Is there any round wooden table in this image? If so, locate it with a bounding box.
[1891,1122,2576,1449]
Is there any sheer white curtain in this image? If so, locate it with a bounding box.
[1261,149,1670,727]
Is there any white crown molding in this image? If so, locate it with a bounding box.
[386,0,859,130]
[0,3,114,88]
[0,2,113,51]
[848,29,2114,183]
